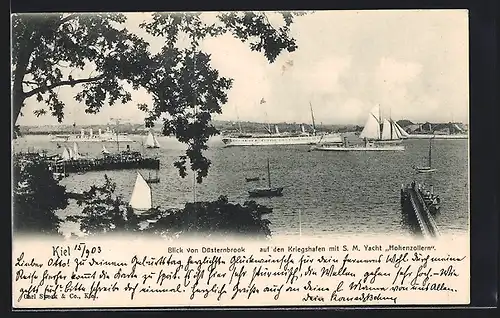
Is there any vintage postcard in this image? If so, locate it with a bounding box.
[11,10,469,308]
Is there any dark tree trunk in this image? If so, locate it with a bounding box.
[13,89,24,125]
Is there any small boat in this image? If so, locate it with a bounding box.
[415,137,437,173]
[129,172,153,212]
[145,130,161,149]
[245,177,260,182]
[248,159,284,198]
[101,145,110,154]
[145,169,160,184]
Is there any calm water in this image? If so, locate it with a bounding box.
[13,135,469,238]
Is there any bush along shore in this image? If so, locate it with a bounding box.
[13,156,273,239]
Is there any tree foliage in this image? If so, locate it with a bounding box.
[12,13,150,123]
[138,12,301,182]
[145,196,272,238]
[13,154,68,235]
[12,11,303,182]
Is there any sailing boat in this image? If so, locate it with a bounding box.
[72,142,81,159]
[415,137,437,173]
[101,145,110,155]
[311,104,405,151]
[145,130,160,149]
[248,159,284,198]
[145,169,160,184]
[61,147,71,161]
[129,172,153,212]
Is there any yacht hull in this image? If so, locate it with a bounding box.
[222,134,342,147]
[311,145,405,151]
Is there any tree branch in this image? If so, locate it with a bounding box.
[22,80,39,85]
[24,74,106,99]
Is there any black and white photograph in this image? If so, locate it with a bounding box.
[12,10,469,242]
[10,9,479,309]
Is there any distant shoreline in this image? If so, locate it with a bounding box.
[16,120,467,137]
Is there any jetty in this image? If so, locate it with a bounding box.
[400,182,441,238]
[51,151,160,174]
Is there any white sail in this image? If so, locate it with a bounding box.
[145,131,156,148]
[68,147,75,159]
[62,147,71,160]
[129,172,152,210]
[392,121,403,139]
[381,119,402,140]
[153,135,160,148]
[360,105,382,140]
[393,121,410,138]
[72,142,80,159]
[101,145,109,154]
[452,123,465,133]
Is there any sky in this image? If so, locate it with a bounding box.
[16,10,469,127]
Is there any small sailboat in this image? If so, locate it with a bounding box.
[73,142,79,158]
[248,159,283,198]
[415,137,437,173]
[145,130,160,149]
[61,147,71,161]
[129,172,153,212]
[245,177,260,182]
[145,169,160,184]
[101,145,110,155]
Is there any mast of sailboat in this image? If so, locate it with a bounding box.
[378,104,383,140]
[309,102,317,135]
[389,107,393,140]
[235,105,243,134]
[428,137,433,168]
[267,158,271,188]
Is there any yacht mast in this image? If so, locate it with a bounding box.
[267,158,271,188]
[309,102,317,135]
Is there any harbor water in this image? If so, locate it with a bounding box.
[12,135,469,238]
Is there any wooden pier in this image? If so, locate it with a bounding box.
[401,182,441,238]
[45,151,160,174]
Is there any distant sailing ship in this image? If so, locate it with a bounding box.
[144,131,161,149]
[222,101,342,147]
[311,104,407,151]
[414,137,437,173]
[248,159,283,198]
[51,127,133,143]
[129,172,153,212]
[61,142,83,160]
